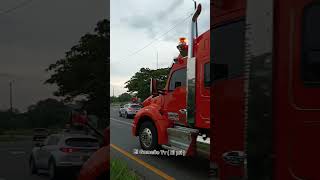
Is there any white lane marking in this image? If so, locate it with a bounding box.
[110,117,133,126]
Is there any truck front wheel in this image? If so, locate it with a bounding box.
[139,121,158,150]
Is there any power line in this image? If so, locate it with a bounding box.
[0,0,34,16]
[112,13,192,65]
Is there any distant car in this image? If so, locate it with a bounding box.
[119,104,142,118]
[29,133,99,180]
[33,128,49,142]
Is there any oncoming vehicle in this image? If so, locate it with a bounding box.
[33,128,49,142]
[119,104,142,118]
[29,133,99,180]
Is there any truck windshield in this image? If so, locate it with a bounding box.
[169,68,186,91]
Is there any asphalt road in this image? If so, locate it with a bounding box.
[110,106,209,180]
[0,140,48,180]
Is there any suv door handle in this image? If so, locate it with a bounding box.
[179,109,187,114]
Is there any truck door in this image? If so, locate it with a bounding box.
[274,0,320,179]
[163,67,187,126]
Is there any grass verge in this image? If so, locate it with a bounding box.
[111,159,141,180]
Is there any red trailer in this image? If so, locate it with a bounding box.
[210,0,320,179]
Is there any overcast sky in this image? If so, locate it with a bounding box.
[110,0,209,96]
[0,0,108,111]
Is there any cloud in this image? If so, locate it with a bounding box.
[122,0,187,39]
[0,0,108,111]
[110,0,210,96]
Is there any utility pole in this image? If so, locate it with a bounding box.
[9,81,13,113]
[113,87,115,97]
[156,51,159,69]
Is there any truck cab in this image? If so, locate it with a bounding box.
[132,4,210,156]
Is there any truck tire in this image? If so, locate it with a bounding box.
[139,121,158,150]
[119,112,122,117]
[125,112,129,119]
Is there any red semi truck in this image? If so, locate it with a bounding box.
[210,0,320,179]
[133,0,320,179]
[132,3,210,157]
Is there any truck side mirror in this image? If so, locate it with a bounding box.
[213,63,228,80]
[150,78,159,96]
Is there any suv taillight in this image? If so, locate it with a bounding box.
[60,147,79,153]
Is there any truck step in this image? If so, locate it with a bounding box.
[166,127,199,156]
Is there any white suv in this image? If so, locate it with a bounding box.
[119,103,142,118]
[29,133,99,180]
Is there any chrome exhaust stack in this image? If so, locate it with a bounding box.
[186,3,201,127]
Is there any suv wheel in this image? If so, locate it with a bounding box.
[125,112,129,119]
[29,157,37,175]
[139,121,158,150]
[119,111,122,117]
[48,159,60,180]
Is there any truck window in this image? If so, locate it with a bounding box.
[302,3,320,85]
[204,63,210,87]
[212,20,245,80]
[169,68,186,91]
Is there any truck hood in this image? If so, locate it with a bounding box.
[142,96,153,107]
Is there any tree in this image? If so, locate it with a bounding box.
[27,98,69,128]
[45,19,109,123]
[125,67,170,101]
[110,96,117,103]
[118,93,132,102]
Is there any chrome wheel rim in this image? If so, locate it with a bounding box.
[141,128,152,148]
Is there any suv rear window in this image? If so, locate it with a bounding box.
[65,138,99,147]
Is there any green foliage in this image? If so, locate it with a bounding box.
[110,93,133,103]
[118,93,132,102]
[27,98,69,128]
[110,96,118,103]
[0,98,69,129]
[45,19,109,120]
[124,67,170,101]
[111,159,140,180]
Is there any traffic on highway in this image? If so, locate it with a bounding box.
[111,106,209,180]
